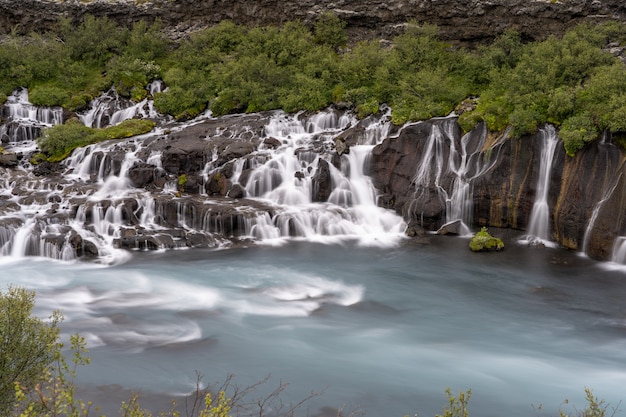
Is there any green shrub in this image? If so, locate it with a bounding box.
[28,84,70,107]
[560,113,598,156]
[3,14,626,156]
[313,11,347,50]
[0,286,62,415]
[435,388,472,417]
[37,119,94,161]
[37,119,155,162]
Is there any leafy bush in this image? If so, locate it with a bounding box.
[37,119,94,161]
[28,84,70,107]
[436,388,472,417]
[0,286,62,415]
[313,11,347,50]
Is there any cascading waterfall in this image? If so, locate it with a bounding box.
[0,85,408,261]
[5,89,63,126]
[234,110,406,245]
[78,86,161,128]
[522,125,559,245]
[1,89,62,152]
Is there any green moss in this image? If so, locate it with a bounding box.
[177,173,188,193]
[37,118,155,162]
[29,153,48,165]
[469,227,504,252]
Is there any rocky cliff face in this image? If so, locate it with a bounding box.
[2,0,626,44]
[370,118,626,260]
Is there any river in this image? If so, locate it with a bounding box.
[2,232,626,417]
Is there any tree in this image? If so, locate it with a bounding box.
[0,286,62,415]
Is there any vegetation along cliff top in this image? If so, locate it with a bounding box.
[4,5,626,160]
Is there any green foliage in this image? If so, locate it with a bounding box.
[469,227,504,252]
[37,119,93,161]
[177,174,188,192]
[436,388,472,417]
[199,391,231,417]
[313,12,347,50]
[37,118,156,162]
[461,21,626,153]
[560,113,597,156]
[0,286,62,415]
[106,57,161,99]
[28,84,70,107]
[3,15,626,155]
[58,15,128,67]
[557,388,614,417]
[13,334,94,417]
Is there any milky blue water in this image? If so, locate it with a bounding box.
[2,235,626,417]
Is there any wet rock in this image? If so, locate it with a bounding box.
[219,141,256,165]
[263,137,282,149]
[334,137,349,156]
[206,172,229,196]
[33,161,62,176]
[405,221,426,238]
[312,159,332,202]
[0,152,18,167]
[436,220,465,235]
[69,232,99,258]
[128,163,156,188]
[228,183,246,199]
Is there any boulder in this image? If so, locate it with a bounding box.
[128,163,156,188]
[436,220,466,236]
[0,152,18,167]
[312,159,332,202]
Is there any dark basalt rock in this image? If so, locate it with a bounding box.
[0,152,18,167]
[2,0,626,47]
[312,159,332,203]
[128,163,156,188]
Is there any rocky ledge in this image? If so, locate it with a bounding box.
[1,0,626,44]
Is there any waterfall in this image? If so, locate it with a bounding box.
[611,237,626,265]
[239,110,406,246]
[78,89,160,128]
[410,119,492,234]
[523,125,559,245]
[6,89,63,126]
[1,89,63,153]
[582,173,622,255]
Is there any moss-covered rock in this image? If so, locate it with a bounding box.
[469,227,504,252]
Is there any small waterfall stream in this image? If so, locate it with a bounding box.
[522,125,559,245]
[612,237,626,265]
[410,119,493,235]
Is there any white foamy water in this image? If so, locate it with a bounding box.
[522,125,560,246]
